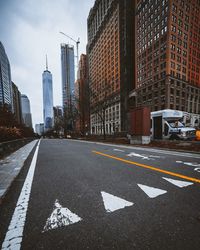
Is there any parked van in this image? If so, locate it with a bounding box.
[151,109,196,140]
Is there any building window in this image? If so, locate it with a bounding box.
[178,38,182,46]
[177,55,181,63]
[176,64,181,71]
[177,29,182,36]
[179,10,183,17]
[183,50,187,57]
[172,4,177,13]
[171,34,176,42]
[178,19,183,27]
[184,24,189,31]
[177,47,181,54]
[171,53,175,60]
[183,33,188,40]
[171,43,176,51]
[171,25,176,32]
[172,14,177,23]
[183,42,187,49]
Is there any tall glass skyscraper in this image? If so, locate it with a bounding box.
[61,44,75,109]
[21,94,32,128]
[42,59,54,131]
[0,41,13,111]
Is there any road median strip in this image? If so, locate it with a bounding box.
[92,150,200,184]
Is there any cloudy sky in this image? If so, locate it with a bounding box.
[0,0,94,128]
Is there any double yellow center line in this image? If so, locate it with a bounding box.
[92,150,200,184]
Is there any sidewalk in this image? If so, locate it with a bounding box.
[79,136,200,153]
[0,140,38,203]
[142,140,200,153]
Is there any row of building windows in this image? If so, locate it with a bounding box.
[89,7,120,105]
[172,15,189,30]
[88,0,113,43]
[170,43,187,57]
[172,2,191,14]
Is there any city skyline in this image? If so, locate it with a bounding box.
[0,0,94,127]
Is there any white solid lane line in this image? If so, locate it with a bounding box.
[2,140,40,250]
[43,199,82,233]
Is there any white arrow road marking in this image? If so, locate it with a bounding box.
[176,161,200,167]
[126,152,163,160]
[162,177,193,188]
[149,155,164,159]
[113,149,125,152]
[43,200,82,232]
[194,168,200,173]
[137,184,167,198]
[127,152,150,160]
[101,191,134,212]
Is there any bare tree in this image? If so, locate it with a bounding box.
[62,92,83,136]
[89,79,111,140]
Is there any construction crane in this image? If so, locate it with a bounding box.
[60,31,80,67]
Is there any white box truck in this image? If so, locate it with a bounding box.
[151,109,196,140]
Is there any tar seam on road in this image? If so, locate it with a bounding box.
[1,140,40,250]
[92,150,200,184]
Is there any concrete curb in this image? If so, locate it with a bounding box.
[0,138,35,159]
[0,140,38,204]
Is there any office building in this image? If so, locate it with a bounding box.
[87,0,135,135]
[42,58,54,131]
[61,44,75,109]
[61,44,75,130]
[0,41,13,111]
[53,106,64,135]
[134,0,200,115]
[21,94,32,128]
[53,105,63,126]
[35,123,44,136]
[12,82,22,125]
[75,54,90,135]
[54,106,63,118]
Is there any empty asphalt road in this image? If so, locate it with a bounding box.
[0,139,200,250]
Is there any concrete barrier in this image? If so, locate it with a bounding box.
[0,138,34,159]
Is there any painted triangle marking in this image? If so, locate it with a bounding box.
[162,177,193,188]
[137,184,167,198]
[42,199,82,232]
[101,191,134,213]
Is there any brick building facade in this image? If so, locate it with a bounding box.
[87,0,135,135]
[134,0,200,116]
